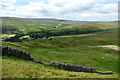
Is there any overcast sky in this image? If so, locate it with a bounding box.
[0,0,119,21]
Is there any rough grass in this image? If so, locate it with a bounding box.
[1,17,119,78]
[2,29,118,78]
[2,56,118,78]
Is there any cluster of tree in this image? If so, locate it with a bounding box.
[5,31,25,42]
[4,27,114,42]
[27,30,51,39]
[27,28,104,39]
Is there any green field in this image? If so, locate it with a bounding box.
[1,17,119,78]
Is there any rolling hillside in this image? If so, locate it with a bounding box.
[2,29,118,78]
[1,17,119,78]
[2,17,82,33]
[2,17,118,33]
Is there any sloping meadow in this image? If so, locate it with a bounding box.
[2,29,118,78]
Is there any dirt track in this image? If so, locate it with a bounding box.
[88,45,119,51]
[99,45,120,51]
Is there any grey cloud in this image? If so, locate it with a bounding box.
[0,4,8,7]
[0,0,118,21]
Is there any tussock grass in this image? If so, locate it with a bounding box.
[2,56,118,78]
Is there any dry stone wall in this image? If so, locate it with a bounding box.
[2,46,33,60]
[1,46,43,64]
[1,46,114,75]
[49,61,114,75]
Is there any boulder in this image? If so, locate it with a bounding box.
[47,38,52,40]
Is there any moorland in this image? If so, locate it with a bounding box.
[1,17,119,78]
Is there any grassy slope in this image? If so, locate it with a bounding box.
[64,22,118,29]
[2,56,118,78]
[2,17,118,78]
[2,29,118,78]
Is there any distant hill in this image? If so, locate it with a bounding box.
[1,17,118,33]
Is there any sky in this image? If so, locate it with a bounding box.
[0,0,119,21]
